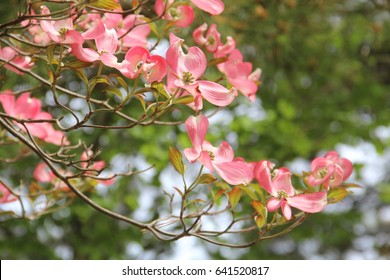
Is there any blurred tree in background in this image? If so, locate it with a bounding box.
[1,0,389,259]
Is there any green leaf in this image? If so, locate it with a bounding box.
[172,95,195,105]
[46,44,57,65]
[228,186,242,208]
[87,0,122,10]
[169,147,185,175]
[198,173,217,185]
[151,81,171,99]
[207,56,228,67]
[240,186,258,200]
[327,187,350,204]
[104,85,123,98]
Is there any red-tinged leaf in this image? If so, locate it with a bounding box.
[87,0,122,11]
[228,186,242,208]
[173,187,184,198]
[251,200,267,215]
[198,173,217,185]
[327,187,350,204]
[252,201,268,229]
[255,215,267,229]
[169,147,185,175]
[214,189,226,201]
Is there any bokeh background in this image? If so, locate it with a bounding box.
[1,0,389,259]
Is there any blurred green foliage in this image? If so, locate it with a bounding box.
[1,0,390,259]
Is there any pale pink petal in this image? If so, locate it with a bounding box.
[183,147,201,163]
[271,167,295,197]
[281,200,292,220]
[71,43,100,62]
[193,23,208,45]
[95,27,117,54]
[190,0,224,15]
[82,20,106,40]
[15,93,41,118]
[266,197,281,212]
[100,53,119,68]
[0,183,17,204]
[173,5,195,28]
[145,55,168,83]
[213,160,254,185]
[340,158,353,180]
[34,162,53,182]
[185,115,209,153]
[197,80,237,107]
[199,150,214,172]
[213,141,235,163]
[179,46,207,80]
[254,160,275,194]
[0,91,16,115]
[287,191,327,213]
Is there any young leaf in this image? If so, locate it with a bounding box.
[151,81,171,99]
[228,186,242,208]
[198,173,217,185]
[327,187,350,204]
[172,95,195,105]
[87,0,122,11]
[169,147,185,175]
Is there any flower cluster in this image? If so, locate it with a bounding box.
[0,0,356,239]
[182,115,353,220]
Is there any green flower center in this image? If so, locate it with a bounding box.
[182,71,195,85]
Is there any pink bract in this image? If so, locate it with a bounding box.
[0,47,33,75]
[0,182,17,204]
[167,33,237,110]
[218,49,261,102]
[183,115,254,185]
[307,151,353,189]
[120,46,168,83]
[0,90,67,146]
[155,0,195,28]
[190,0,224,15]
[40,5,83,44]
[71,21,120,68]
[254,160,327,220]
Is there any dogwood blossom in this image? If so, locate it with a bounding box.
[183,115,254,185]
[0,90,67,145]
[254,160,327,220]
[307,151,353,189]
[166,34,237,110]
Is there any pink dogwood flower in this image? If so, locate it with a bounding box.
[255,160,327,220]
[183,115,254,185]
[190,0,224,15]
[102,13,150,49]
[0,46,33,75]
[120,46,168,83]
[307,151,353,189]
[39,5,83,44]
[0,182,17,204]
[193,23,231,53]
[155,0,195,28]
[0,90,67,145]
[166,33,237,110]
[33,162,72,191]
[71,20,119,68]
[80,150,114,186]
[218,49,261,102]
